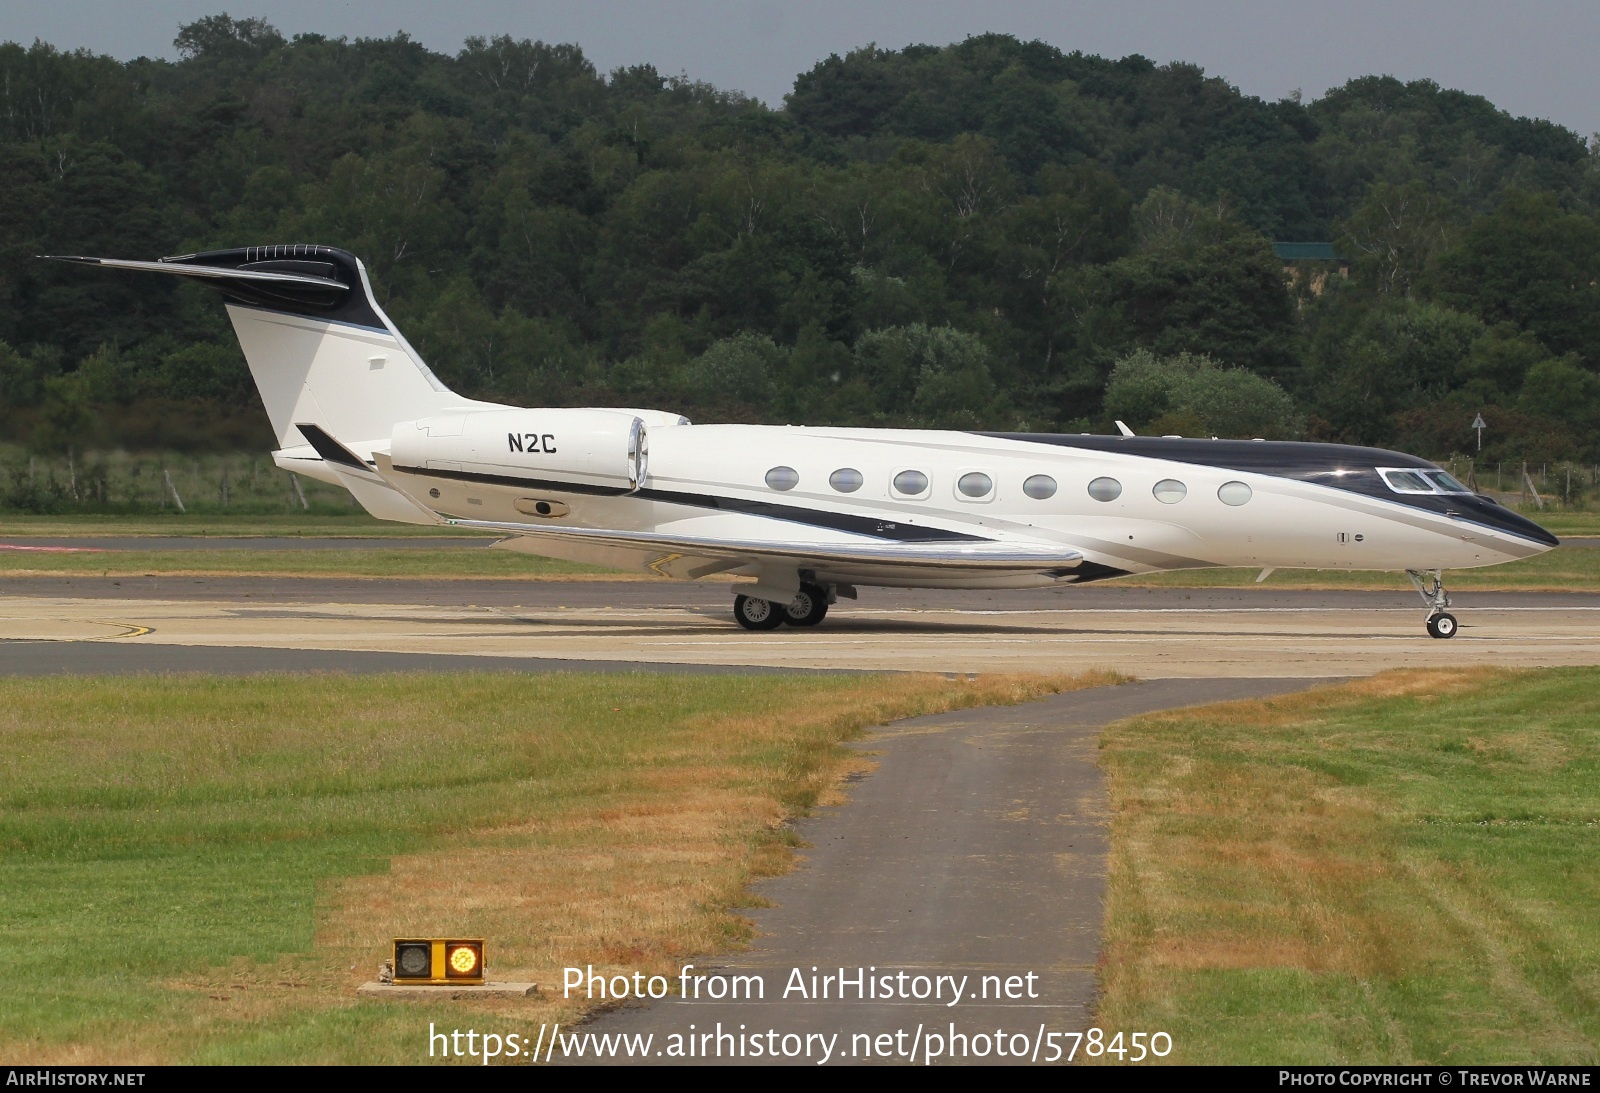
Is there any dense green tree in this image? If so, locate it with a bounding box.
[1431,191,1600,365]
[1088,190,1300,383]
[1103,349,1301,438]
[1,18,1596,460]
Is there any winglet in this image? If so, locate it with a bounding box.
[1115,420,1136,437]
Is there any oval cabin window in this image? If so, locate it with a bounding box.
[765,466,799,491]
[1152,479,1187,504]
[1087,477,1123,502]
[957,472,993,498]
[1023,474,1057,500]
[1218,481,1253,506]
[893,470,929,495]
[829,468,864,493]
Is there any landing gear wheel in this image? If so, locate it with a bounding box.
[1408,569,1459,639]
[782,584,830,627]
[733,594,784,631]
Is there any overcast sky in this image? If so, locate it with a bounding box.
[2,1,1596,137]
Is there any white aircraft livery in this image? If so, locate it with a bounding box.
[49,244,1558,638]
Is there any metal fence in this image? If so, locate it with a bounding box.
[1441,458,1599,511]
[0,447,360,515]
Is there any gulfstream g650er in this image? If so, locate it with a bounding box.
[49,245,1558,637]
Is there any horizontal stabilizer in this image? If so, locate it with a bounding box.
[294,422,373,473]
[42,254,348,291]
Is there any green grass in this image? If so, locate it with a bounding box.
[0,513,492,537]
[1126,544,1600,591]
[1512,509,1600,536]
[0,670,1093,1064]
[1097,667,1600,1065]
[0,512,1591,587]
[0,547,613,579]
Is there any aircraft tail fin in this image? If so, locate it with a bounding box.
[45,246,476,454]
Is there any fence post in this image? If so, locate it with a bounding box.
[289,473,309,510]
[162,469,187,514]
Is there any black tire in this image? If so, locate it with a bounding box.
[734,594,784,631]
[1426,612,1458,639]
[783,584,830,627]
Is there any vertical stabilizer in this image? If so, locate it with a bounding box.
[46,245,490,455]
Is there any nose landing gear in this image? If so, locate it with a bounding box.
[1407,569,1458,639]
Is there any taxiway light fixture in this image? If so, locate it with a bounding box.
[392,938,485,985]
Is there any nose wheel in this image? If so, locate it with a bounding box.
[1407,569,1458,639]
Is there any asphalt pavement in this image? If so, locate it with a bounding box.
[560,676,1318,1066]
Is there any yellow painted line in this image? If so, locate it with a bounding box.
[92,622,155,640]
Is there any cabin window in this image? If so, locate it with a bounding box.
[1217,481,1253,506]
[1152,479,1187,504]
[1023,474,1057,500]
[1380,469,1435,494]
[1087,476,1122,502]
[765,466,799,491]
[957,472,993,499]
[892,469,930,497]
[829,467,864,493]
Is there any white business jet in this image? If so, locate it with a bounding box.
[48,245,1558,637]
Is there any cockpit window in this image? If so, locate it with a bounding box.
[1380,470,1435,494]
[1379,467,1475,495]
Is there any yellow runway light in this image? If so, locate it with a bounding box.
[391,938,485,985]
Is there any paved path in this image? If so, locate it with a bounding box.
[563,678,1315,1066]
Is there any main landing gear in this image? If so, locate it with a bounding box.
[733,582,830,631]
[1407,569,1458,639]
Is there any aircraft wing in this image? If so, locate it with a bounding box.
[444,516,1083,573]
[366,451,1081,579]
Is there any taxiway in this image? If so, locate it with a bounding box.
[2,576,1595,678]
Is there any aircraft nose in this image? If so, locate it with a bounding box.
[1458,497,1560,548]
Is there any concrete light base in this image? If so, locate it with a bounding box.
[358,981,539,1000]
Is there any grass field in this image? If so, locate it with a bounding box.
[1,540,1594,589]
[1127,545,1600,592]
[0,669,1102,1065]
[1096,667,1600,1065]
[2,512,1592,588]
[0,547,614,580]
[0,513,489,537]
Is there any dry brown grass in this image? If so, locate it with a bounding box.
[141,670,1122,1058]
[1095,666,1600,1064]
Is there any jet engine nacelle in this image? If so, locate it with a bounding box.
[391,408,649,492]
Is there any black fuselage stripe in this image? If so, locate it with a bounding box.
[974,433,1559,547]
[392,465,991,543]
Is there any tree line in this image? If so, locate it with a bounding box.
[1,16,1598,464]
